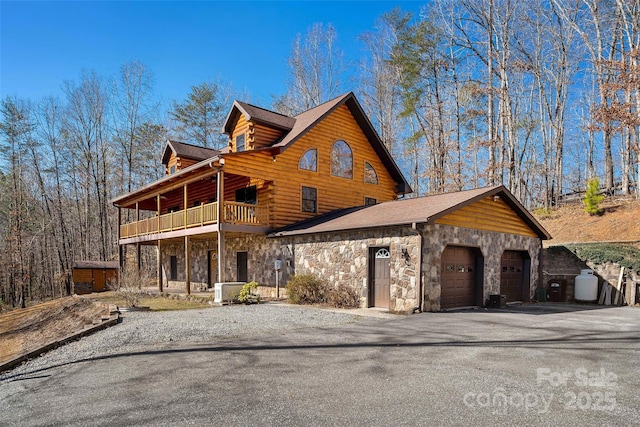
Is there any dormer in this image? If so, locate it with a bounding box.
[222,101,296,152]
[161,140,219,175]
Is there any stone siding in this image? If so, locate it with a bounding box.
[281,227,421,313]
[421,224,542,312]
[542,246,640,302]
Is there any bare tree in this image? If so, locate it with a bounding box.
[275,23,345,115]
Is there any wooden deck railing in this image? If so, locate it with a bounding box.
[119,201,268,239]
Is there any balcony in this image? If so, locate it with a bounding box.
[120,201,269,239]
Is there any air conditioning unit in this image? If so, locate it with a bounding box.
[214,282,246,303]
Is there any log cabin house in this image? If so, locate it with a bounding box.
[113,92,550,313]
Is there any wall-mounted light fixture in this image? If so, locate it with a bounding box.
[401,247,411,264]
[493,195,500,202]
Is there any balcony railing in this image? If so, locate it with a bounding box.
[119,201,269,239]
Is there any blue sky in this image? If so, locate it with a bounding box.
[2,1,424,109]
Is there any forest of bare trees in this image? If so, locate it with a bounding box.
[1,0,639,307]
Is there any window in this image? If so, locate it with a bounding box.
[364,162,378,184]
[170,256,178,281]
[236,134,245,152]
[170,165,176,175]
[299,149,317,171]
[331,140,353,179]
[302,186,317,213]
[364,197,377,206]
[235,185,257,204]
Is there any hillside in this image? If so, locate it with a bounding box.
[536,197,640,246]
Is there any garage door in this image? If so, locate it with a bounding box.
[501,251,524,302]
[441,246,477,309]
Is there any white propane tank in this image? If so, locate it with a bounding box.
[575,269,598,302]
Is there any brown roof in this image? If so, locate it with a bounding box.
[269,186,551,239]
[161,140,220,165]
[222,101,296,134]
[74,261,119,270]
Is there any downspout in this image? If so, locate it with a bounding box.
[412,222,424,313]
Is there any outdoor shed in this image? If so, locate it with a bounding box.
[72,261,119,294]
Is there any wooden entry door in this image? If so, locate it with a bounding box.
[208,250,218,288]
[371,247,390,308]
[501,251,525,302]
[440,246,477,309]
[93,270,106,292]
[237,251,248,282]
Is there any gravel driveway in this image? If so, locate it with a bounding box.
[0,303,370,381]
[1,303,639,426]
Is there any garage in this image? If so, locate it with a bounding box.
[440,246,479,309]
[500,251,527,302]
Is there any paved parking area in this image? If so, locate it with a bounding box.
[1,303,639,426]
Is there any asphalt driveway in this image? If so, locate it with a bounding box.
[1,303,639,426]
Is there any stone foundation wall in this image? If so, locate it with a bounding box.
[224,235,294,286]
[542,246,640,302]
[160,240,217,292]
[421,224,542,312]
[281,227,421,313]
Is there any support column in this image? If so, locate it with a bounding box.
[185,235,191,295]
[136,243,141,275]
[117,207,123,288]
[183,184,188,227]
[217,170,225,283]
[156,194,161,232]
[157,239,163,292]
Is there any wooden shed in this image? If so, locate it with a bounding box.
[72,261,119,294]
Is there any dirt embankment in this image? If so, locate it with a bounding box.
[536,197,640,245]
[0,296,109,365]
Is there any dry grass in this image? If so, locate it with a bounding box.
[0,296,109,365]
[537,197,640,245]
[86,291,214,311]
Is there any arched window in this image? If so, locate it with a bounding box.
[364,162,378,184]
[331,140,353,179]
[299,149,317,171]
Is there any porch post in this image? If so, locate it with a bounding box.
[183,184,188,227]
[135,202,139,237]
[156,194,161,232]
[217,170,225,283]
[136,243,141,275]
[216,170,226,283]
[185,235,191,295]
[117,207,123,288]
[157,239,163,292]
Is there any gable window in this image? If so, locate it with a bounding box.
[365,197,377,206]
[235,185,257,204]
[236,134,245,152]
[331,140,353,179]
[299,149,317,171]
[170,165,176,175]
[364,162,378,184]
[302,186,317,213]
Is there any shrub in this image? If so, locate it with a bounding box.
[583,178,605,215]
[325,284,360,308]
[286,274,327,305]
[238,281,260,304]
[567,243,640,274]
[286,274,360,308]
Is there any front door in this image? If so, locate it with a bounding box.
[208,250,218,288]
[371,247,390,308]
[237,251,248,282]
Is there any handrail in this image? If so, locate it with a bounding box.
[118,200,267,238]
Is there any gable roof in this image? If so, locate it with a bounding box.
[222,101,296,134]
[222,92,411,194]
[161,140,220,165]
[269,185,551,239]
